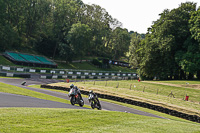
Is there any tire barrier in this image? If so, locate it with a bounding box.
[40,84,200,123]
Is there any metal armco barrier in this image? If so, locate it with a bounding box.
[40,84,200,123]
[0,72,30,78]
[40,75,137,80]
[0,65,138,79]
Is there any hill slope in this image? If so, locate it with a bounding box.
[0,55,135,72]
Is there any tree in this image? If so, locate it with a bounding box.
[0,0,134,64]
[189,7,200,79]
[65,22,92,60]
[51,0,84,59]
[81,4,114,57]
[111,27,130,59]
[128,33,144,68]
[0,0,24,51]
[134,2,198,80]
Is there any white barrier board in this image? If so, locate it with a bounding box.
[6,73,13,77]
[17,68,24,72]
[2,66,10,70]
[41,70,46,73]
[30,69,36,72]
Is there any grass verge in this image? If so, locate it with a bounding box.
[0,108,200,133]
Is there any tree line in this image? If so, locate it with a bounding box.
[128,2,200,80]
[0,0,133,62]
[0,1,199,80]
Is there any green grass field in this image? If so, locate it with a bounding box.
[0,55,16,66]
[0,108,200,133]
[50,80,200,116]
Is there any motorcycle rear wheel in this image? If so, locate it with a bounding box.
[97,103,102,110]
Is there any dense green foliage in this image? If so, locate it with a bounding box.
[1,0,200,80]
[129,2,200,80]
[0,0,132,61]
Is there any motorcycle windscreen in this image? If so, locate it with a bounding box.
[69,88,76,95]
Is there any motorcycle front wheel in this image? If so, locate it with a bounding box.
[70,96,75,105]
[91,102,95,109]
[79,99,84,107]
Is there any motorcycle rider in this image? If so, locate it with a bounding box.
[88,90,101,110]
[69,84,82,97]
[89,90,97,98]
[70,84,74,89]
[89,90,100,102]
[74,86,83,100]
[68,84,84,106]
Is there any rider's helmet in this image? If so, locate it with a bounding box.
[74,86,78,89]
[89,90,93,93]
[70,84,74,88]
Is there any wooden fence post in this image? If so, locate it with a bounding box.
[116,82,119,88]
[168,91,175,98]
[143,86,145,92]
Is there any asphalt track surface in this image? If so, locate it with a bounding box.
[0,77,166,119]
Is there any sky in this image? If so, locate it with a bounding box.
[82,0,199,34]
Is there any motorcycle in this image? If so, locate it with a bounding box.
[88,93,101,110]
[68,88,84,107]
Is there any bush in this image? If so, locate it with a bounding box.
[92,59,102,67]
